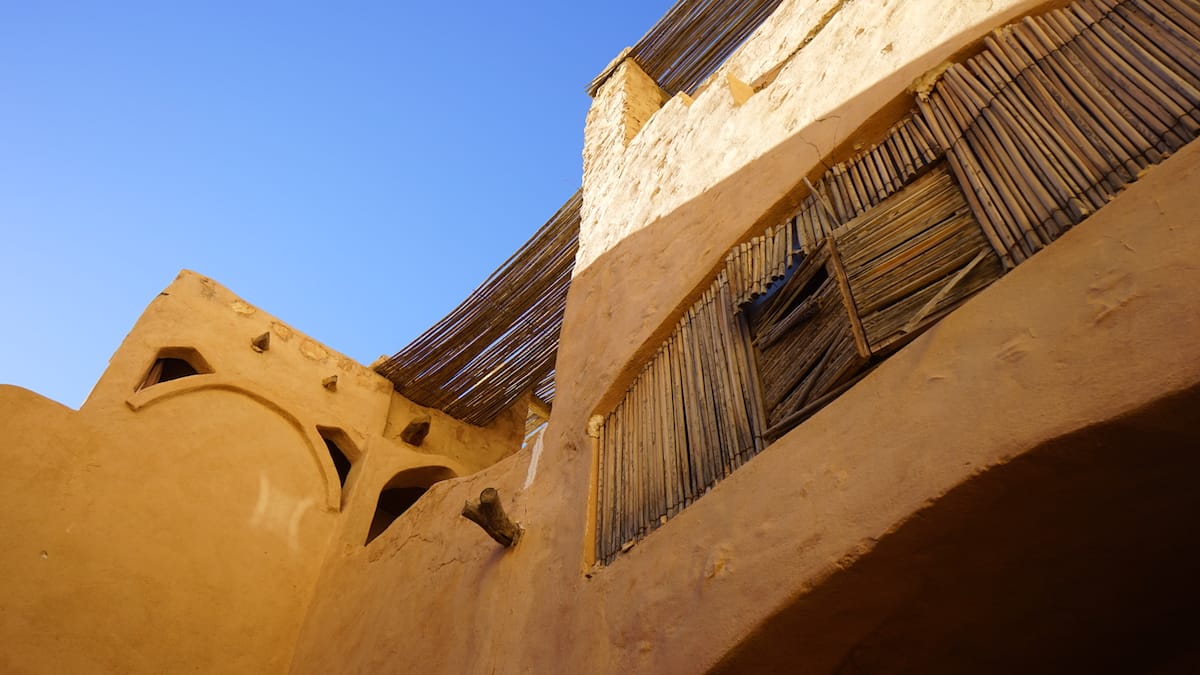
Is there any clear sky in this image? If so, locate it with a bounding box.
[0,1,673,408]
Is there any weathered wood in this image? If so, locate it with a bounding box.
[461,488,521,547]
[621,0,786,95]
[763,366,878,440]
[375,191,580,426]
[667,331,694,507]
[594,0,1200,563]
[825,235,872,359]
[597,413,610,563]
[901,249,989,335]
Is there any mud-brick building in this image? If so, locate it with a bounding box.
[4,0,1200,672]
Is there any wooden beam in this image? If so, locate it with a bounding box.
[826,234,872,359]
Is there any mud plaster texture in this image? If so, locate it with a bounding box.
[578,0,1058,274]
[2,0,1198,670]
[0,271,524,674]
[288,114,1200,673]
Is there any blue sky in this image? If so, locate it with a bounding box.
[0,1,673,407]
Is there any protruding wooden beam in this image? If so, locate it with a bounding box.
[461,487,521,547]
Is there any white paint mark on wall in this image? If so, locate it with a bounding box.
[523,432,545,490]
[250,472,316,552]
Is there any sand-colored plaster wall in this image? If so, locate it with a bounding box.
[0,378,340,671]
[289,116,1200,673]
[0,271,525,673]
[578,0,1057,274]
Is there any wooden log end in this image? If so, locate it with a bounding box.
[461,487,521,548]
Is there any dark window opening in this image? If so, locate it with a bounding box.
[365,487,429,544]
[323,436,353,487]
[746,264,827,333]
[137,348,212,391]
[316,426,360,509]
[364,466,457,546]
[156,358,198,381]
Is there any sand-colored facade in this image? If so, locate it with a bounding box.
[3,0,1200,672]
[0,272,525,673]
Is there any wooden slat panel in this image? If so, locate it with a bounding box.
[920,0,1200,265]
[836,165,1005,354]
[597,0,1200,564]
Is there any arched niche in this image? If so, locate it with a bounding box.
[365,465,457,545]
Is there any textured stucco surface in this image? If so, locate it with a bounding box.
[578,0,1056,274]
[289,108,1200,674]
[3,0,1197,669]
[0,272,523,674]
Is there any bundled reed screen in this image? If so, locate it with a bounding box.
[589,0,787,96]
[376,192,580,426]
[381,0,1199,438]
[595,273,766,564]
[919,0,1200,266]
[837,166,1006,355]
[585,0,1200,564]
[791,114,945,254]
[725,220,805,308]
[749,242,868,433]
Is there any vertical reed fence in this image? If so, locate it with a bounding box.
[594,0,1200,564]
[596,272,766,564]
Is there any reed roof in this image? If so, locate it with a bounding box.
[377,0,783,425]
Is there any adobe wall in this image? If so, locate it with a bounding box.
[0,271,523,673]
[4,0,1196,670]
[579,0,1060,274]
[289,50,1200,675]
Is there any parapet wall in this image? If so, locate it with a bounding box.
[0,271,525,674]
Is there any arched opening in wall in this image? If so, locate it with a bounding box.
[365,465,457,546]
[137,347,213,391]
[317,426,361,506]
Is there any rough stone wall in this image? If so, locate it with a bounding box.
[578,0,1054,274]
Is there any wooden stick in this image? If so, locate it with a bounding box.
[937,75,1040,257]
[826,234,872,359]
[804,175,840,224]
[971,51,1097,220]
[597,415,609,562]
[901,249,990,335]
[763,366,879,440]
[669,331,695,507]
[1015,19,1143,180]
[943,66,1059,245]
